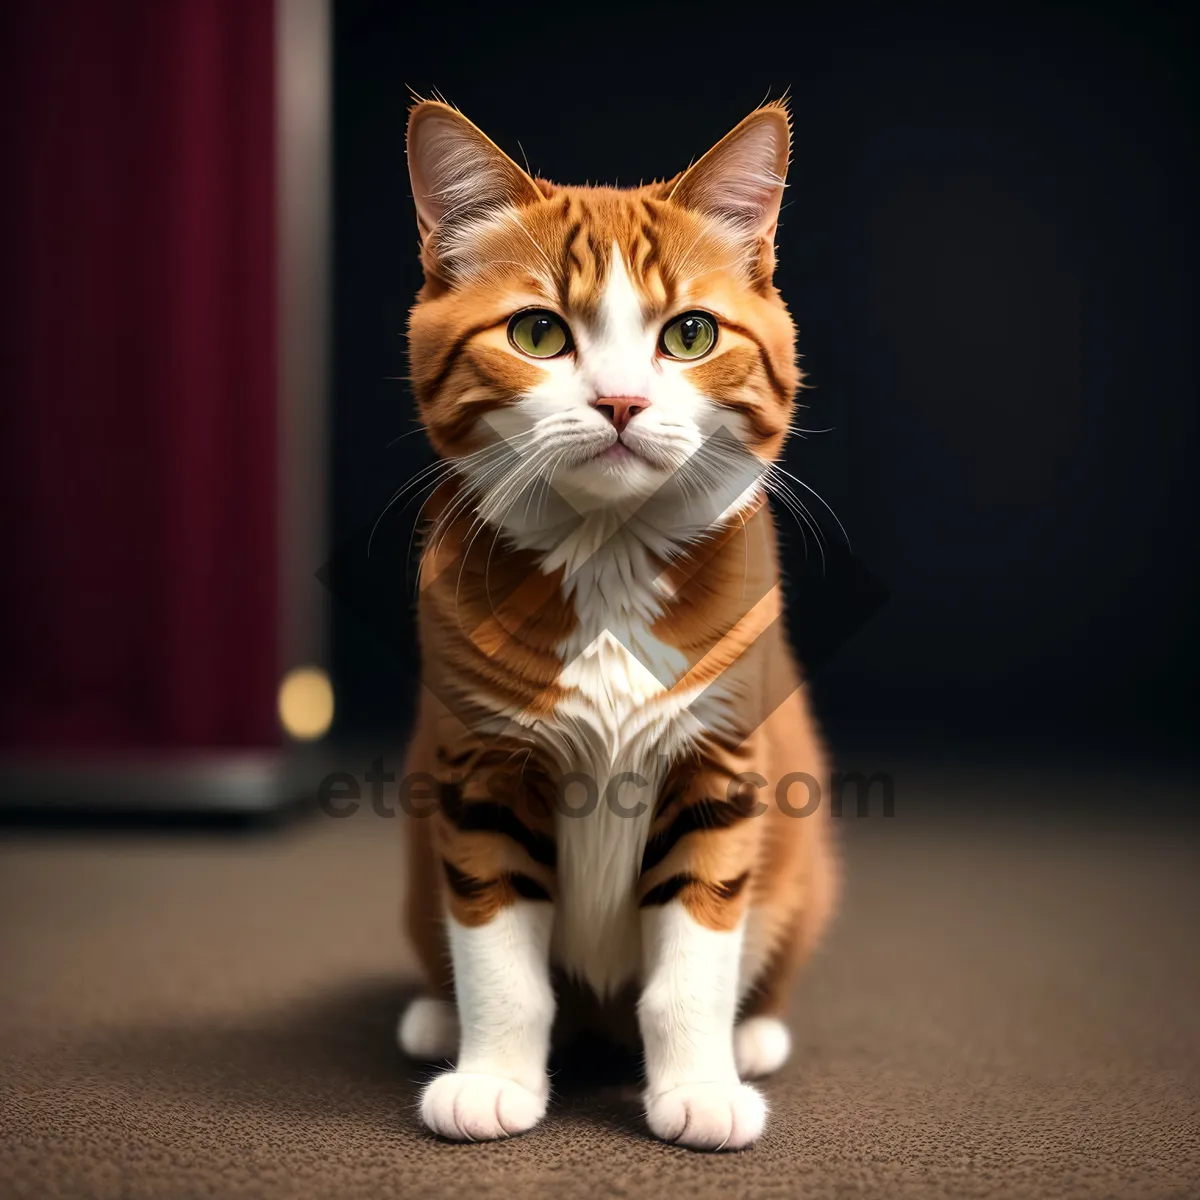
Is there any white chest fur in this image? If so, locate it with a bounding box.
[534,520,702,996]
[493,476,762,996]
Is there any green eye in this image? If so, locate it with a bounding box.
[508,310,571,358]
[660,312,717,360]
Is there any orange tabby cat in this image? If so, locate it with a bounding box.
[396,98,839,1150]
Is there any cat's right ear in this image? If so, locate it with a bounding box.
[668,102,791,245]
[406,101,543,250]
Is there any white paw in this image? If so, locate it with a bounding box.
[397,997,459,1062]
[420,1070,547,1141]
[644,1080,767,1150]
[734,1015,792,1079]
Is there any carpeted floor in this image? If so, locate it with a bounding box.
[2,765,1198,1199]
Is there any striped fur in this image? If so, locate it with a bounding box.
[398,99,839,1150]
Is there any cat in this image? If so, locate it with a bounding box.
[395,97,839,1150]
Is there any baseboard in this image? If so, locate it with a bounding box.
[0,749,333,815]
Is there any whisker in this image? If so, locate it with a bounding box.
[770,463,851,550]
[372,438,523,558]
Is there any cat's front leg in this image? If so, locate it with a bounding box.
[638,896,766,1150]
[420,898,555,1141]
[636,768,767,1149]
[636,771,766,1149]
[417,757,558,1141]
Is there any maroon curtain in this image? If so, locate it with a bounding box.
[0,1,279,751]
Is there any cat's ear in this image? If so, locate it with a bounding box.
[668,103,791,242]
[406,101,543,247]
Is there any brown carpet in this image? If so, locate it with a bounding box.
[2,767,1198,1199]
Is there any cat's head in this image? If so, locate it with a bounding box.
[405,99,799,519]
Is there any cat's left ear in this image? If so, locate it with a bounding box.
[406,100,544,256]
[668,102,791,248]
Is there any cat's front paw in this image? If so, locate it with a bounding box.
[644,1080,767,1150]
[420,1070,547,1141]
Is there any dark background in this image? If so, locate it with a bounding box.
[330,1,1198,763]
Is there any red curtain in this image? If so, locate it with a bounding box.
[0,2,279,751]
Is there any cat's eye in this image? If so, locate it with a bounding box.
[659,312,717,360]
[508,310,572,359]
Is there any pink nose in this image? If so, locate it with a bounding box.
[592,395,651,433]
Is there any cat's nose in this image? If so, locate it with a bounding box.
[592,396,651,433]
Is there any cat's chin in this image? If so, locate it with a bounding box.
[551,451,669,509]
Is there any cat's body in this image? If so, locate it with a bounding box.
[396,99,839,1150]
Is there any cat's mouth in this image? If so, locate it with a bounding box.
[585,435,658,469]
[562,430,670,478]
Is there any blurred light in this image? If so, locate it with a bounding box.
[278,666,333,741]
